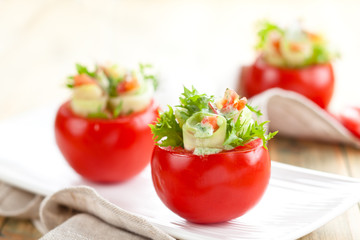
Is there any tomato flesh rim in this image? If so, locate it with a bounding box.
[156,137,264,156]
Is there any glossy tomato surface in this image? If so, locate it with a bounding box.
[337,106,360,139]
[55,100,159,182]
[151,138,271,224]
[239,57,335,109]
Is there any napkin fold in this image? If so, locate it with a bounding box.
[249,88,360,148]
[0,182,42,219]
[0,183,174,240]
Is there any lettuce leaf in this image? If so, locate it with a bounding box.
[150,106,183,148]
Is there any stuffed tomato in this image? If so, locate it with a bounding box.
[239,21,338,109]
[55,63,159,182]
[150,87,277,223]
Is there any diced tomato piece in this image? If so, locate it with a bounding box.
[220,89,247,111]
[117,76,140,93]
[233,97,247,111]
[289,42,302,52]
[272,39,281,55]
[201,116,219,131]
[74,74,97,86]
[222,89,239,108]
[307,32,322,43]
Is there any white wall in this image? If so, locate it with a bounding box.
[0,0,358,118]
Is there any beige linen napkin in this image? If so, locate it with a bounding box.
[39,186,174,240]
[249,88,360,148]
[0,182,43,219]
[0,183,174,240]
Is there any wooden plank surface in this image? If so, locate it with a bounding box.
[0,217,41,240]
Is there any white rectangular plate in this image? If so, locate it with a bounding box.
[0,105,360,240]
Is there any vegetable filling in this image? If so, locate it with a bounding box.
[66,63,158,118]
[256,21,339,68]
[150,87,277,155]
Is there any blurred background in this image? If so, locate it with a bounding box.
[0,0,359,119]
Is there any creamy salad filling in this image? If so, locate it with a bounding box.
[66,63,158,118]
[150,87,277,155]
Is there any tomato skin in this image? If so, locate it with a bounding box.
[55,100,159,182]
[337,106,360,139]
[239,57,335,109]
[151,138,271,223]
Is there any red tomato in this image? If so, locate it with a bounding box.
[337,106,360,139]
[55,100,159,182]
[151,138,270,223]
[239,57,335,109]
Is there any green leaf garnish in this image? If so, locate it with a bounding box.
[113,101,123,118]
[177,86,213,122]
[224,116,277,149]
[65,76,74,88]
[150,106,183,148]
[106,72,123,97]
[87,111,109,119]
[139,63,159,90]
[246,104,262,117]
[255,20,283,50]
[76,64,97,77]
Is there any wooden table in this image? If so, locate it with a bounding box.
[1,0,360,239]
[0,137,359,239]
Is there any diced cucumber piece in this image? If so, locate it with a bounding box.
[71,98,107,117]
[106,64,126,80]
[281,38,312,67]
[183,112,226,153]
[71,84,107,117]
[263,30,285,67]
[73,84,104,99]
[175,108,188,128]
